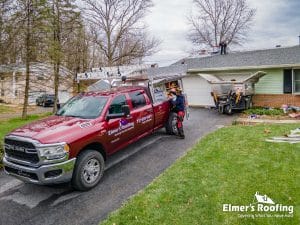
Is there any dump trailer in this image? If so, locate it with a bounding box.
[200,71,266,114]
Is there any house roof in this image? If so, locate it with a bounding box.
[146,64,187,79]
[175,46,300,72]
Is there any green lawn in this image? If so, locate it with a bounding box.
[0,114,51,168]
[101,124,300,225]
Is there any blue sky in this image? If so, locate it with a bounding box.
[144,0,300,66]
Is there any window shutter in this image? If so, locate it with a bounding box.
[283,69,292,93]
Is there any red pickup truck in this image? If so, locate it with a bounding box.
[3,86,177,190]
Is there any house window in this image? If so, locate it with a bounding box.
[294,69,300,93]
[1,89,4,96]
[0,74,4,81]
[283,69,292,93]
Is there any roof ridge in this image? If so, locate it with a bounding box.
[184,45,300,61]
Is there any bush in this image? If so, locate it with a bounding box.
[244,107,284,116]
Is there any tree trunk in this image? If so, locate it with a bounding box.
[53,62,59,113]
[52,0,61,113]
[22,1,31,119]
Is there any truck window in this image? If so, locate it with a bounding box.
[153,85,167,102]
[129,91,146,109]
[56,95,108,119]
[108,95,127,114]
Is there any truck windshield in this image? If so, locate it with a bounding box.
[56,95,108,119]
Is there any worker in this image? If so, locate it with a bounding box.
[220,40,227,55]
[168,88,186,139]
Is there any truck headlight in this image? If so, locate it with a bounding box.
[38,144,69,160]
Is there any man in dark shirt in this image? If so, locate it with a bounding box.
[169,88,186,139]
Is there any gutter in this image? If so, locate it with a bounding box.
[188,64,300,73]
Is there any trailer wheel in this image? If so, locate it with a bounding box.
[245,98,253,109]
[248,99,253,109]
[224,104,233,115]
[72,150,105,191]
[165,112,178,135]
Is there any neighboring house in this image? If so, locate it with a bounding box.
[177,46,300,107]
[0,62,74,105]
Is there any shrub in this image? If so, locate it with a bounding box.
[244,107,284,116]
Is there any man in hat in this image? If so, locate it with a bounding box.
[168,88,186,139]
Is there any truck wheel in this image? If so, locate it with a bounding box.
[71,150,105,191]
[165,112,178,135]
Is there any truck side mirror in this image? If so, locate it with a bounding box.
[121,105,130,117]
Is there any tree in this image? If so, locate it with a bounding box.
[46,0,81,112]
[82,0,160,66]
[0,0,17,64]
[12,0,48,118]
[188,0,256,49]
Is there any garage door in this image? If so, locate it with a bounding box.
[182,76,214,107]
[58,91,71,103]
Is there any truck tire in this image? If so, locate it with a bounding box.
[71,150,105,191]
[165,112,178,135]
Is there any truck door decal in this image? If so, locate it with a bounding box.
[108,120,134,136]
[136,114,153,124]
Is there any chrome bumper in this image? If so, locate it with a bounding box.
[3,157,76,184]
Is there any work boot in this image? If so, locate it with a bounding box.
[178,127,185,139]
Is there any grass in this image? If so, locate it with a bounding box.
[244,107,284,116]
[0,113,51,168]
[101,124,300,225]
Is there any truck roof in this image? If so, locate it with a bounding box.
[81,86,149,97]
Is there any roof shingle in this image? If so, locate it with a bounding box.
[175,46,300,70]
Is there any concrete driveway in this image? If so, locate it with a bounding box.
[0,108,235,225]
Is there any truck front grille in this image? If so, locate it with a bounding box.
[4,138,39,164]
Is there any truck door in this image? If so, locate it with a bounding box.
[105,94,135,154]
[129,90,154,137]
[152,101,170,129]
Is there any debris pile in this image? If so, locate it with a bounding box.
[282,105,300,119]
[266,128,300,144]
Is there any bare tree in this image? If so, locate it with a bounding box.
[82,0,160,66]
[12,0,48,118]
[0,0,20,64]
[47,0,81,112]
[188,0,256,49]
